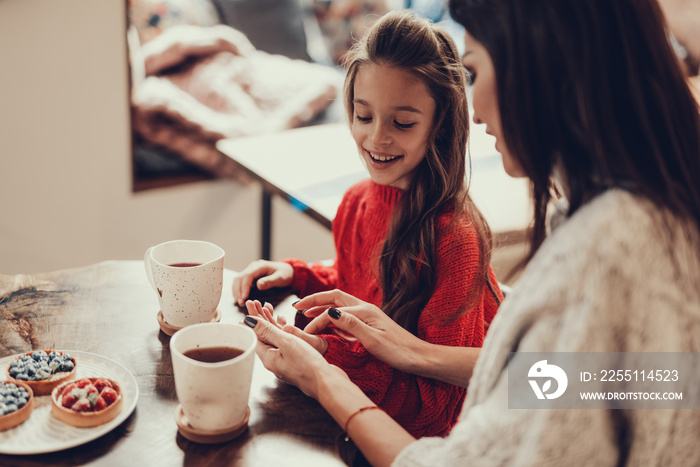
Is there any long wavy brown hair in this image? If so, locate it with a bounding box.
[342,10,494,335]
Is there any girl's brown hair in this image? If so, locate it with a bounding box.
[342,10,493,335]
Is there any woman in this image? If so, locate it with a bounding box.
[245,0,700,465]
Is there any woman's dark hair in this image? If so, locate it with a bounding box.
[450,0,700,263]
[342,10,494,334]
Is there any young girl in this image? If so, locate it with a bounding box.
[234,10,502,437]
[246,0,700,465]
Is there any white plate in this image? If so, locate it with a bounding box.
[0,350,139,455]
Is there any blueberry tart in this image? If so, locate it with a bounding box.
[7,350,77,396]
[0,381,34,431]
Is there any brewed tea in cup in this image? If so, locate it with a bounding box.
[170,323,256,432]
[144,240,224,328]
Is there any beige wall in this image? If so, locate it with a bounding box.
[0,0,334,275]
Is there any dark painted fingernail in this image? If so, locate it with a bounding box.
[292,300,301,307]
[244,316,257,328]
[329,307,341,320]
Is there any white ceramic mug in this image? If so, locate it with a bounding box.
[170,323,256,432]
[144,240,225,328]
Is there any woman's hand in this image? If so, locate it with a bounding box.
[246,315,415,467]
[244,316,344,399]
[245,299,329,355]
[246,308,418,467]
[297,290,479,388]
[232,260,294,306]
[295,290,428,376]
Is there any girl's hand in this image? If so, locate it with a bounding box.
[233,260,294,306]
[245,299,329,355]
[245,299,285,329]
[245,317,344,399]
[295,290,426,375]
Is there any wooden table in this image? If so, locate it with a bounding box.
[0,261,350,466]
[217,123,532,260]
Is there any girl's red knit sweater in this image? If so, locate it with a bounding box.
[284,180,502,438]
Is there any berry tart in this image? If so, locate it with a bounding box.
[0,380,34,431]
[51,377,123,427]
[7,350,77,396]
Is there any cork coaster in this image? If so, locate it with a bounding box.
[175,405,250,444]
[157,309,222,336]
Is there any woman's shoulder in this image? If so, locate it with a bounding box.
[493,189,700,353]
[511,188,700,302]
[553,189,693,255]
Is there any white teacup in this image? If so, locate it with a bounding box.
[144,240,225,328]
[170,323,256,432]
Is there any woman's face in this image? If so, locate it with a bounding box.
[350,63,436,190]
[462,31,525,178]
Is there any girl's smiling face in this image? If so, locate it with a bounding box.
[351,63,436,190]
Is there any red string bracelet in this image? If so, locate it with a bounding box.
[344,405,383,439]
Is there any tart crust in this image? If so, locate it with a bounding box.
[6,350,77,397]
[51,378,123,427]
[0,380,34,432]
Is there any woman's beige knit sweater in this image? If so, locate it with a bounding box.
[396,189,700,466]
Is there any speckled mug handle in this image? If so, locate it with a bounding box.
[144,246,157,292]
